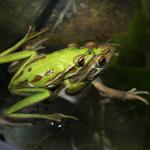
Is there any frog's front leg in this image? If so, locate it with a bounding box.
[58,80,87,103]
[3,88,77,122]
[92,80,149,105]
[64,79,87,94]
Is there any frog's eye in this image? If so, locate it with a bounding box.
[77,56,85,67]
[97,57,106,67]
[74,55,85,67]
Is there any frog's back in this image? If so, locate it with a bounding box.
[10,47,87,89]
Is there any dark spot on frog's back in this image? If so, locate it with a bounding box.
[31,75,43,83]
[44,70,55,76]
[26,55,46,66]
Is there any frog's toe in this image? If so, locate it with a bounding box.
[134,91,150,95]
[24,37,49,51]
[135,95,148,105]
[47,113,78,122]
[125,89,149,105]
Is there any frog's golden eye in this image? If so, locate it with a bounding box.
[97,57,106,67]
[77,56,85,67]
[74,55,85,67]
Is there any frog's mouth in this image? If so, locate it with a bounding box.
[87,67,103,81]
[88,47,117,81]
[70,46,116,83]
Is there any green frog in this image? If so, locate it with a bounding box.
[0,27,149,124]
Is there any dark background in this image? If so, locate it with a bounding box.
[0,0,150,150]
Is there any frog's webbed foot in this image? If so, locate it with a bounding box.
[24,37,48,51]
[92,80,149,105]
[124,88,149,105]
[25,26,48,41]
[0,26,48,57]
[22,26,49,51]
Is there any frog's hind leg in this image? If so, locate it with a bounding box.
[3,88,77,122]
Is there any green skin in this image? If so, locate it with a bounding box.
[0,29,115,122]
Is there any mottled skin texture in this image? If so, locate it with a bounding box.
[0,28,148,125]
[0,28,115,123]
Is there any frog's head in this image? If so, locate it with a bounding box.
[69,43,116,82]
[87,43,116,81]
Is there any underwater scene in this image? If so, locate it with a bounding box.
[0,0,150,150]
